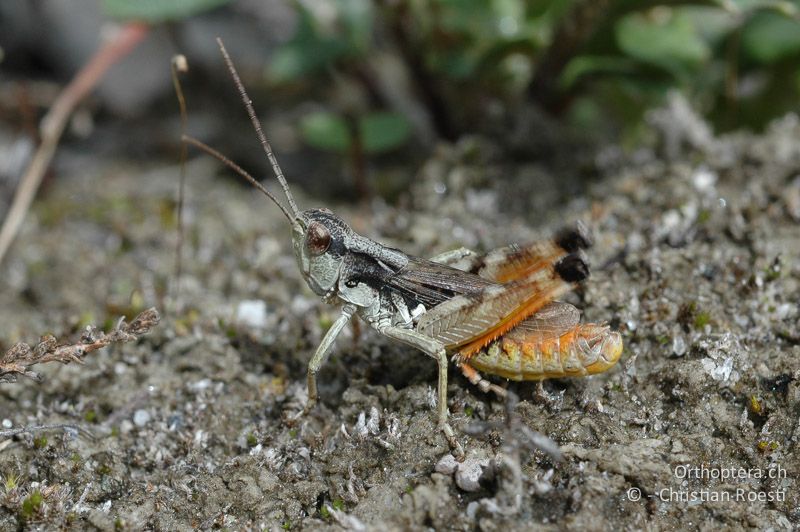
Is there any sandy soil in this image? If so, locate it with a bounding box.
[0,99,798,530]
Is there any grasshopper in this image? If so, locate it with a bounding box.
[178,39,623,456]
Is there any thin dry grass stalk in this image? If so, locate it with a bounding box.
[0,307,159,384]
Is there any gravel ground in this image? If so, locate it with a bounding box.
[0,97,798,530]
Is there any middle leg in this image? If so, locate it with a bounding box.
[380,325,464,458]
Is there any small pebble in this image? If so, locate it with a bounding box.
[167,415,184,431]
[435,454,458,475]
[190,378,212,391]
[532,478,553,495]
[466,501,480,520]
[455,458,490,492]
[133,409,151,427]
[691,168,717,192]
[236,300,268,328]
[672,335,687,356]
[120,420,134,435]
[1,419,11,429]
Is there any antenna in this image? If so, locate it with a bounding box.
[216,37,301,218]
[182,135,294,222]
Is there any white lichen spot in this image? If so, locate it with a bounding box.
[701,356,734,382]
[698,333,744,384]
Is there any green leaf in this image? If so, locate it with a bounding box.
[742,11,800,63]
[299,111,410,154]
[300,112,352,153]
[615,9,710,79]
[527,0,572,19]
[684,6,740,46]
[359,112,411,154]
[103,0,231,22]
[559,55,639,89]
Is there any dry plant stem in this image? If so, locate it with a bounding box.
[170,55,189,312]
[0,308,160,384]
[0,22,150,266]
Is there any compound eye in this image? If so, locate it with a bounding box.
[306,222,331,256]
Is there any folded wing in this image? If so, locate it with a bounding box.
[416,253,589,355]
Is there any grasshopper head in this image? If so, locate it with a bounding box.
[184,40,384,301]
[292,208,352,297]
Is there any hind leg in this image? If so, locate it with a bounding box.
[460,363,507,398]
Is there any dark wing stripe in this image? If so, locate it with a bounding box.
[471,224,591,283]
[386,256,498,308]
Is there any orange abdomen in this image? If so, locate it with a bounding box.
[469,324,622,381]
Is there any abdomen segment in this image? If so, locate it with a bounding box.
[466,323,622,381]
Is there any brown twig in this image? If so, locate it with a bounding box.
[0,22,150,265]
[0,308,160,384]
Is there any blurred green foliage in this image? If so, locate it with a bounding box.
[103,0,232,22]
[107,0,800,151]
[742,9,800,62]
[300,111,412,154]
[300,112,352,153]
[265,0,800,149]
[615,10,711,80]
[270,0,374,83]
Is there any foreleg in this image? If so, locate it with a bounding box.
[303,304,357,413]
